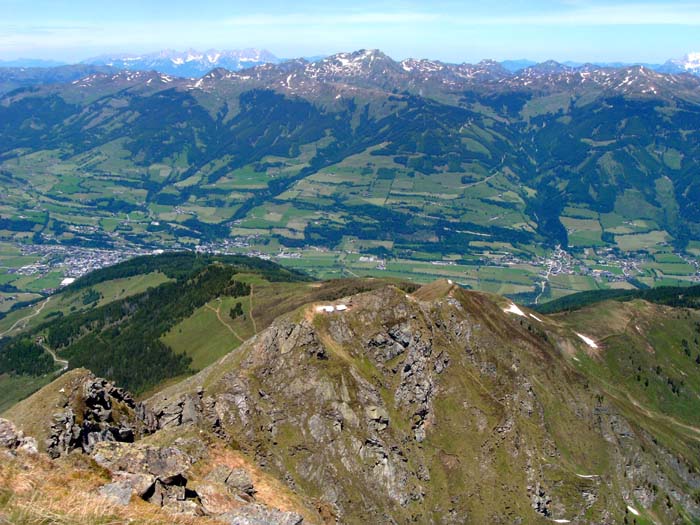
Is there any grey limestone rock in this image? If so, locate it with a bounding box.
[45,374,155,458]
[219,503,303,525]
[0,417,38,453]
[98,480,133,506]
[206,465,256,497]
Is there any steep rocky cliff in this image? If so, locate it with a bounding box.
[3,280,700,524]
[147,280,700,524]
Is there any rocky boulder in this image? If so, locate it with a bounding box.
[219,504,303,525]
[92,439,303,521]
[93,440,200,514]
[44,372,156,457]
[0,418,38,454]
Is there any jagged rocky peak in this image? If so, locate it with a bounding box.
[400,57,448,73]
[201,66,234,80]
[680,51,700,72]
[516,60,575,79]
[143,282,700,523]
[307,48,401,77]
[66,47,700,99]
[451,59,512,81]
[83,48,280,77]
[4,368,156,458]
[530,59,571,73]
[658,51,700,75]
[3,282,700,523]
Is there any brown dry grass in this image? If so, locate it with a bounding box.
[0,451,222,525]
[190,443,322,525]
[411,279,455,302]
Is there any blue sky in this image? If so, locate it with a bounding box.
[1,0,698,63]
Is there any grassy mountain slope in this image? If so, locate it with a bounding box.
[0,253,311,404]
[2,274,700,522]
[534,283,700,314]
[139,280,700,524]
[0,252,421,408]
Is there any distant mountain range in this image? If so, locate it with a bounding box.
[2,47,700,265]
[0,64,115,95]
[83,48,281,77]
[657,52,700,75]
[2,49,700,77]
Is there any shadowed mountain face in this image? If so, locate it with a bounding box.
[7,277,698,524]
[1,49,700,259]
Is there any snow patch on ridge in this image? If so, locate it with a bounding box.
[576,333,599,349]
[504,303,526,317]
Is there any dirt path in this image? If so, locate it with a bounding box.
[39,342,69,371]
[459,171,498,190]
[205,303,244,343]
[344,267,361,278]
[583,319,700,439]
[534,261,554,305]
[623,390,700,439]
[0,296,51,338]
[249,285,258,334]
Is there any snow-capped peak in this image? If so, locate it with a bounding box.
[658,52,700,75]
[681,52,700,70]
[83,48,280,78]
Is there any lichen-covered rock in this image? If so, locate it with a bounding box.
[98,480,133,506]
[0,418,38,453]
[206,466,256,498]
[93,441,201,513]
[192,480,241,515]
[219,504,303,525]
[43,373,156,458]
[92,440,296,519]
[150,387,205,430]
[92,441,193,482]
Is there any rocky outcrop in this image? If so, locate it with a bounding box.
[219,504,303,525]
[151,387,205,430]
[143,282,700,524]
[93,440,203,514]
[6,281,700,524]
[92,439,303,522]
[45,374,156,458]
[0,418,38,454]
[205,465,256,498]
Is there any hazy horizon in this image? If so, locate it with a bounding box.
[0,48,685,68]
[1,0,699,64]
